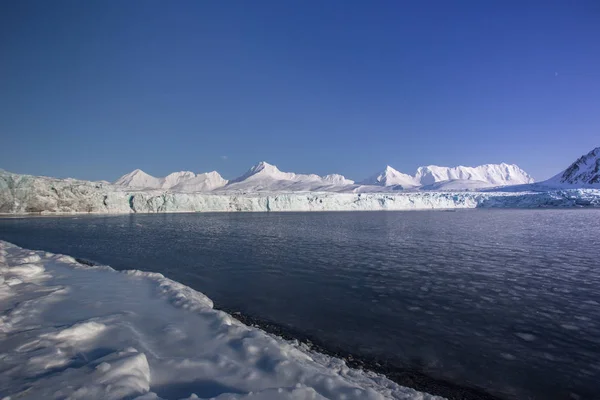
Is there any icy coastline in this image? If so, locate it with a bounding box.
[0,240,441,400]
[1,170,599,214]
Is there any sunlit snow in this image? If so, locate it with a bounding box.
[0,241,441,400]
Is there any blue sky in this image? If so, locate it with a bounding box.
[1,0,599,181]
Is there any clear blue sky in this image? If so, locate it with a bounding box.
[1,0,599,182]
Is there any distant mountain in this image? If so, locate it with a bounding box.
[114,169,164,189]
[163,171,196,188]
[222,161,354,192]
[115,161,534,193]
[414,163,534,186]
[322,174,354,185]
[358,163,533,191]
[545,147,600,186]
[114,169,227,191]
[171,171,228,192]
[359,166,419,188]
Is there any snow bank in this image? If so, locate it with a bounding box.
[0,241,441,400]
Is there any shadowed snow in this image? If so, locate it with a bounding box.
[0,240,441,400]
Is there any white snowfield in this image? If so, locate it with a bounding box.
[0,241,442,400]
[0,169,599,214]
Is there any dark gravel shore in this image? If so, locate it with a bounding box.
[225,309,502,400]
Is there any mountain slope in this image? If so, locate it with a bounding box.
[171,171,228,192]
[359,166,419,188]
[545,147,600,186]
[114,170,227,191]
[414,163,534,186]
[114,169,163,189]
[162,171,196,188]
[223,162,354,192]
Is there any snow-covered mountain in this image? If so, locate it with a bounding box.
[114,169,227,191]
[115,169,164,189]
[414,163,534,186]
[163,171,197,188]
[3,150,600,213]
[222,161,354,192]
[545,147,600,186]
[358,163,533,191]
[359,166,419,188]
[171,171,228,192]
[322,174,355,185]
[114,160,533,193]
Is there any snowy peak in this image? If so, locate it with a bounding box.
[114,169,162,189]
[163,171,196,188]
[360,166,418,188]
[249,161,277,174]
[225,162,352,191]
[236,161,295,181]
[322,174,354,185]
[114,169,227,191]
[114,159,535,193]
[414,163,534,186]
[548,147,600,186]
[171,171,228,192]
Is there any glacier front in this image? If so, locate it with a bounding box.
[1,170,599,214]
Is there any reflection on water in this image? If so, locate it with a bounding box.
[1,210,599,399]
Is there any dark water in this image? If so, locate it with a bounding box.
[1,210,599,399]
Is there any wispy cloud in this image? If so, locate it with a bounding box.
[220,155,228,161]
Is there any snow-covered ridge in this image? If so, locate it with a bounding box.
[1,168,599,214]
[115,169,228,191]
[414,163,534,186]
[0,240,441,399]
[545,147,600,186]
[222,161,355,192]
[115,160,532,193]
[360,166,419,188]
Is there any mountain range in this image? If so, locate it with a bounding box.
[1,147,598,214]
[114,161,536,193]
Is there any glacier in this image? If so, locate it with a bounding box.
[2,147,599,214]
[0,240,442,400]
[1,169,599,214]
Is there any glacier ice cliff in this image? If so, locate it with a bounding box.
[1,170,599,214]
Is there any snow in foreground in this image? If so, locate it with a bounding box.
[0,241,441,400]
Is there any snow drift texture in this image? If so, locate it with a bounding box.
[0,147,599,214]
[0,240,441,400]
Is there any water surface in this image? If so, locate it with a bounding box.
[1,210,599,399]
